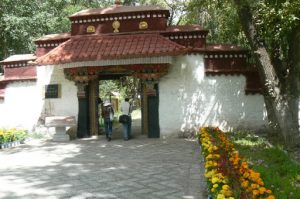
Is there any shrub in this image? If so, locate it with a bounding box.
[0,128,28,144]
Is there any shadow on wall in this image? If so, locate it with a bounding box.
[34,65,78,134]
[164,55,266,137]
[159,55,266,137]
[174,56,267,137]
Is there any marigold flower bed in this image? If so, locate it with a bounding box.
[0,128,28,149]
[199,127,275,199]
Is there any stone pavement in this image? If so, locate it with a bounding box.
[0,122,207,199]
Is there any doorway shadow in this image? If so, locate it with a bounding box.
[112,118,142,140]
[98,116,143,141]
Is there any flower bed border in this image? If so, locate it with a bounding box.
[0,140,25,149]
[0,128,28,149]
[198,127,275,199]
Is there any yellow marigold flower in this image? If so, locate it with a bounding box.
[241,180,249,188]
[224,190,233,197]
[217,194,225,199]
[212,177,219,184]
[252,189,259,195]
[259,187,266,194]
[222,185,230,190]
[214,154,220,158]
[241,162,248,169]
[213,184,219,188]
[266,195,275,199]
[243,172,249,178]
[211,187,216,192]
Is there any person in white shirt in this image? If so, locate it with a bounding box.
[120,97,132,140]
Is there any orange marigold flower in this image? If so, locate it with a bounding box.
[257,179,264,186]
[266,189,272,194]
[251,183,258,189]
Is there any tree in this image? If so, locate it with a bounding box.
[182,0,300,147]
[0,0,118,62]
[183,0,247,45]
[232,0,300,147]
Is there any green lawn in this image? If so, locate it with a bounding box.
[228,131,300,199]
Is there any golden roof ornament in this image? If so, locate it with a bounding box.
[112,20,120,32]
[115,0,122,5]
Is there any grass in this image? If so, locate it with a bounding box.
[228,131,300,199]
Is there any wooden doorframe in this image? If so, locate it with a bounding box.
[141,81,160,138]
[89,79,99,136]
[77,83,90,138]
[64,64,168,139]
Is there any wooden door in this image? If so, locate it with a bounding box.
[147,83,160,138]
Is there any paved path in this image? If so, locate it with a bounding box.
[0,124,207,199]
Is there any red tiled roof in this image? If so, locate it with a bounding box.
[35,34,188,65]
[70,5,168,18]
[0,54,36,63]
[34,33,71,43]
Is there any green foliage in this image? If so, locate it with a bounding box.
[99,77,140,106]
[28,131,49,139]
[251,0,300,66]
[99,80,120,100]
[0,128,28,144]
[229,131,300,199]
[0,0,120,61]
[182,0,248,46]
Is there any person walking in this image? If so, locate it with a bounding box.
[120,97,132,141]
[102,101,114,141]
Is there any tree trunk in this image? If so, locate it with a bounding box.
[285,24,300,146]
[233,0,300,147]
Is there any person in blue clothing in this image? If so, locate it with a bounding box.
[101,101,114,141]
[120,98,132,140]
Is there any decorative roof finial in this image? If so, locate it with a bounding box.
[115,0,122,5]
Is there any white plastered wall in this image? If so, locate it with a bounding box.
[0,65,78,131]
[37,65,78,120]
[159,54,267,136]
[0,81,42,130]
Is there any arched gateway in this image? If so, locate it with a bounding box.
[0,2,266,139]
